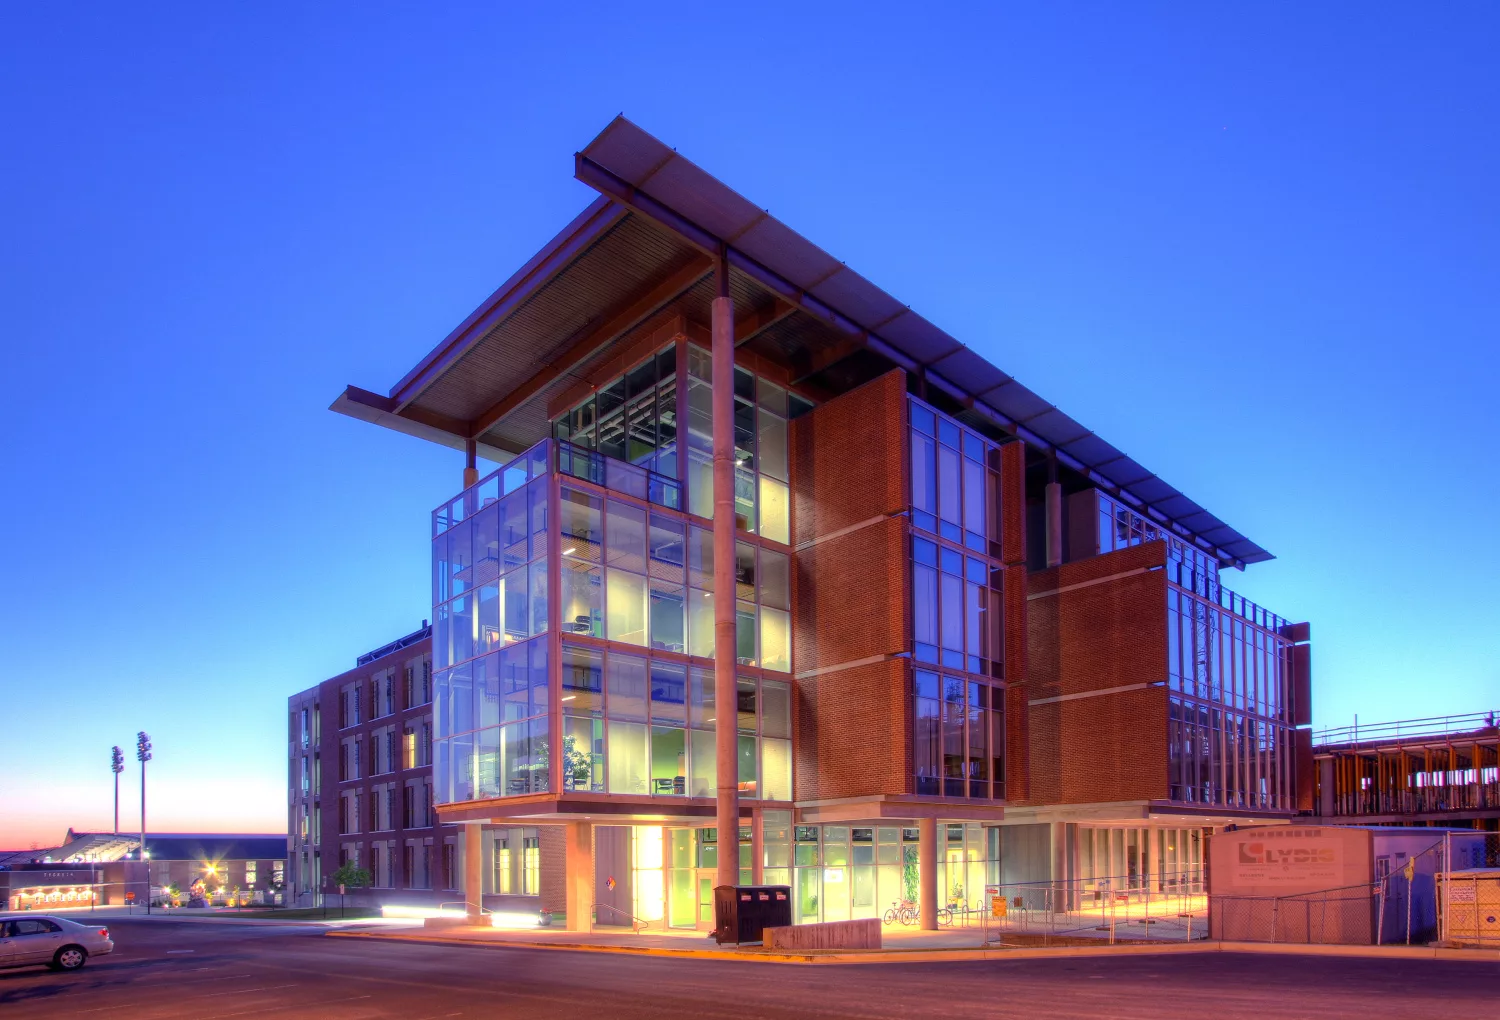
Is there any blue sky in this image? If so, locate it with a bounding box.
[2,3,1495,846]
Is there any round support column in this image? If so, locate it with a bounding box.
[711,280,740,891]
[919,816,938,930]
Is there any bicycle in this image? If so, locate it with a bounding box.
[882,899,918,925]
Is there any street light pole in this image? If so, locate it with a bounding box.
[137,732,152,915]
[111,746,124,835]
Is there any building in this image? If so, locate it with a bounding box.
[328,117,1310,931]
[287,624,561,912]
[1,830,286,908]
[1312,711,1499,831]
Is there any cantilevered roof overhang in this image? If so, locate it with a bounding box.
[333,116,1273,568]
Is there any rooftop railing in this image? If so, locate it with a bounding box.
[1313,711,1500,748]
[555,440,682,511]
[1167,559,1290,634]
[432,439,550,537]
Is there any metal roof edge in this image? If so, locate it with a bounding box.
[388,195,627,410]
[574,119,1274,568]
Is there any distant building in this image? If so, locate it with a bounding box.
[1312,711,1499,830]
[288,625,555,913]
[1,830,286,909]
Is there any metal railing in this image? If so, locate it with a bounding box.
[593,901,648,932]
[1313,711,1499,747]
[980,872,1208,946]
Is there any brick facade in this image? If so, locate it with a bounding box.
[790,369,912,802]
[287,632,458,906]
[999,441,1030,803]
[1024,541,1169,805]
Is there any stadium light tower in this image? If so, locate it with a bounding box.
[137,732,152,914]
[111,746,124,834]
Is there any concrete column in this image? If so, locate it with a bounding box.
[918,816,938,930]
[1146,826,1159,892]
[1044,480,1063,568]
[563,821,594,933]
[712,263,740,890]
[1048,821,1070,909]
[463,438,479,488]
[463,822,484,923]
[750,808,764,885]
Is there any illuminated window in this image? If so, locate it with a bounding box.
[522,837,540,895]
[493,838,512,895]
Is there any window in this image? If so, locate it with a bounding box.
[912,535,1002,678]
[913,669,1003,799]
[909,396,997,552]
[522,836,540,895]
[493,837,512,894]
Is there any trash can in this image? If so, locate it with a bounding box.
[713,885,792,944]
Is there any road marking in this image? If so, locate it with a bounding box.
[189,984,300,998]
[199,994,371,1019]
[166,949,196,954]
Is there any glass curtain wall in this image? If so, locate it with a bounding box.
[1075,826,1206,895]
[558,642,791,801]
[790,824,987,923]
[913,670,1004,799]
[1167,580,1295,810]
[556,484,791,671]
[554,344,679,478]
[431,442,551,805]
[555,340,812,544]
[909,396,1007,801]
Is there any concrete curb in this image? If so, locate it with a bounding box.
[87,911,374,927]
[324,929,1500,966]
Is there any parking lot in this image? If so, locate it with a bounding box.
[0,918,1492,1019]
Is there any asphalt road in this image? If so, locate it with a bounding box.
[0,919,1491,1019]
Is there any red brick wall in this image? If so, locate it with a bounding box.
[790,369,911,801]
[1024,541,1169,805]
[795,657,913,801]
[790,369,908,547]
[998,438,1031,802]
[792,515,910,674]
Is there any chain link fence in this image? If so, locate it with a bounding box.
[1440,831,1500,947]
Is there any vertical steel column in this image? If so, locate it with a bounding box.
[1044,454,1062,568]
[463,438,479,488]
[750,808,764,885]
[919,816,938,930]
[712,256,740,890]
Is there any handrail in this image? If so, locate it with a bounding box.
[437,900,489,915]
[593,901,648,933]
[1313,711,1499,747]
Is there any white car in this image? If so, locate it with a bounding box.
[0,915,113,971]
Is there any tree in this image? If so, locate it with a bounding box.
[328,862,371,918]
[329,861,372,889]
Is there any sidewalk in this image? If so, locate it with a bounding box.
[327,922,1500,966]
[55,906,394,928]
